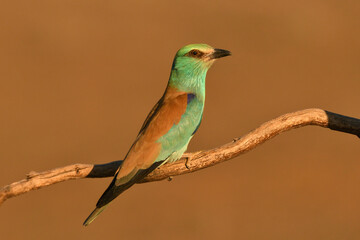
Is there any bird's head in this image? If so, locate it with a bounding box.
[169,44,230,96]
[172,43,231,73]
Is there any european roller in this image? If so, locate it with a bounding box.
[83,43,231,226]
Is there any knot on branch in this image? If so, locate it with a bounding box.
[26,171,39,180]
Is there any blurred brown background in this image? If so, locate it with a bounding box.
[1,0,360,239]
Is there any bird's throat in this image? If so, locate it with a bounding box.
[168,68,207,102]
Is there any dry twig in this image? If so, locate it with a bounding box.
[1,108,359,206]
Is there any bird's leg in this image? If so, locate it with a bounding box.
[184,156,191,170]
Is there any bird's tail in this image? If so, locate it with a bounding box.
[83,205,108,226]
[83,160,165,226]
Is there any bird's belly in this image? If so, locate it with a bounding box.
[166,136,193,163]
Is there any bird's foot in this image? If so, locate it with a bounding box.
[184,157,191,170]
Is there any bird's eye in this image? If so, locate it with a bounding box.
[187,49,203,58]
[191,50,199,55]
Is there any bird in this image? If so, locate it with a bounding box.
[83,43,231,226]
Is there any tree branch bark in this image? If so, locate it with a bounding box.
[1,108,359,206]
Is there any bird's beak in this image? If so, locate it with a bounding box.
[211,48,231,59]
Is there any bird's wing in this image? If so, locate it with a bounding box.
[95,89,190,207]
[117,89,189,179]
[137,95,164,136]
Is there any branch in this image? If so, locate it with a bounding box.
[1,108,359,206]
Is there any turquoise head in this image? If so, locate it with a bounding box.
[169,43,231,96]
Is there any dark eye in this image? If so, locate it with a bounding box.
[190,50,199,56]
[187,49,203,58]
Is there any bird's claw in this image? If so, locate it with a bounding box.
[184,157,191,170]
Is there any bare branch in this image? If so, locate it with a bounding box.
[1,108,359,206]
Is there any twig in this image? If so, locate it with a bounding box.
[1,108,359,206]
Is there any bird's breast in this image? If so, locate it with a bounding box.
[156,96,204,161]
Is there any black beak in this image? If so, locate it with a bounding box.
[211,48,231,59]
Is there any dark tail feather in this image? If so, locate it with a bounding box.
[83,205,108,226]
[83,160,164,226]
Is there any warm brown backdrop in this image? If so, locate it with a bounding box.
[1,1,360,239]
